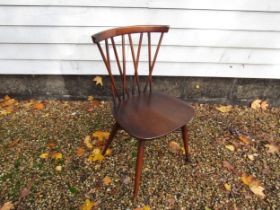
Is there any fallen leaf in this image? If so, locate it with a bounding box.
[222,161,234,171]
[225,145,235,152]
[247,154,255,161]
[19,187,30,199]
[103,176,112,185]
[3,95,11,101]
[249,184,266,199]
[76,147,86,157]
[105,148,112,156]
[143,206,151,210]
[260,100,269,110]
[168,141,181,154]
[79,199,95,210]
[33,102,45,110]
[224,183,231,191]
[52,152,63,159]
[251,99,261,110]
[46,142,56,148]
[238,134,251,144]
[93,76,103,86]
[84,135,93,149]
[0,202,14,210]
[265,144,279,154]
[87,96,94,101]
[88,149,104,162]
[240,174,265,199]
[55,165,62,172]
[216,105,232,113]
[39,153,49,159]
[92,131,110,141]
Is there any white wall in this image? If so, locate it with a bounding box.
[0,0,280,79]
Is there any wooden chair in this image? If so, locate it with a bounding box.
[91,25,194,199]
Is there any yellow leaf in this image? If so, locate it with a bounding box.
[180,147,186,155]
[84,135,93,149]
[55,165,62,172]
[215,105,232,113]
[3,95,11,101]
[251,99,261,110]
[39,153,49,159]
[103,176,112,185]
[240,174,265,199]
[240,174,254,185]
[88,149,104,162]
[143,206,151,210]
[265,144,279,154]
[168,141,181,154]
[105,148,112,156]
[0,109,13,116]
[79,199,95,210]
[33,102,45,110]
[92,131,110,141]
[225,145,235,152]
[93,76,103,86]
[249,184,265,199]
[87,96,94,101]
[260,100,269,111]
[52,152,63,159]
[224,183,231,191]
[76,147,86,157]
[247,154,255,161]
[0,201,14,210]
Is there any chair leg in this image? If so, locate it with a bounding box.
[102,122,119,155]
[133,140,145,199]
[181,125,190,162]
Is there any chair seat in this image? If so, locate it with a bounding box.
[112,92,194,140]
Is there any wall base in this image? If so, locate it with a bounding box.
[0,75,279,106]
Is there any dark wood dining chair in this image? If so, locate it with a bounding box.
[91,25,194,199]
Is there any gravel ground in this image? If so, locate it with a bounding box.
[0,99,279,210]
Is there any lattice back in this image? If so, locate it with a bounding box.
[92,25,169,104]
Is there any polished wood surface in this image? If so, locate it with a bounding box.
[113,92,194,140]
[92,25,169,42]
[91,25,194,199]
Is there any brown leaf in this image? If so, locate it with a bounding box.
[93,76,103,86]
[222,161,234,171]
[265,144,279,154]
[46,142,56,149]
[76,147,86,157]
[103,176,112,185]
[20,187,30,198]
[33,102,45,110]
[168,141,181,154]
[0,202,14,210]
[240,174,265,199]
[238,134,251,144]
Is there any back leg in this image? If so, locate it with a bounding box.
[102,122,119,155]
[181,125,190,162]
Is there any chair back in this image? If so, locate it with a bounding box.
[92,25,169,104]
